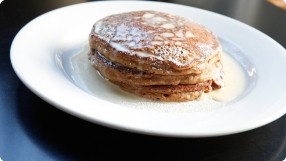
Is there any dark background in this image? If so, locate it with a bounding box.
[1,0,286,160]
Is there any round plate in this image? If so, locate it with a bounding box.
[11,1,286,137]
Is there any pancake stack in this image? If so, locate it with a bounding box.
[88,10,224,101]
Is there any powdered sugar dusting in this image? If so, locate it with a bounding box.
[197,43,217,58]
[93,23,116,42]
[111,24,149,49]
[154,46,195,66]
[91,10,220,67]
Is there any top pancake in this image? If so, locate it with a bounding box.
[89,10,221,75]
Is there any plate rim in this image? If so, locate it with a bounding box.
[10,1,286,137]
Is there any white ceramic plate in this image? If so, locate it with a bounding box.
[11,1,286,137]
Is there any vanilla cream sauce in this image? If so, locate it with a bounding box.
[203,52,246,101]
[68,45,247,113]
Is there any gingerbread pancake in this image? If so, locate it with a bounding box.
[88,10,224,102]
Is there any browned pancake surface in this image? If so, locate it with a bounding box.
[89,10,221,75]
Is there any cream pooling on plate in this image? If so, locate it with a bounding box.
[72,47,246,109]
[91,10,221,68]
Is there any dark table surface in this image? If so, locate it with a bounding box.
[1,0,286,160]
